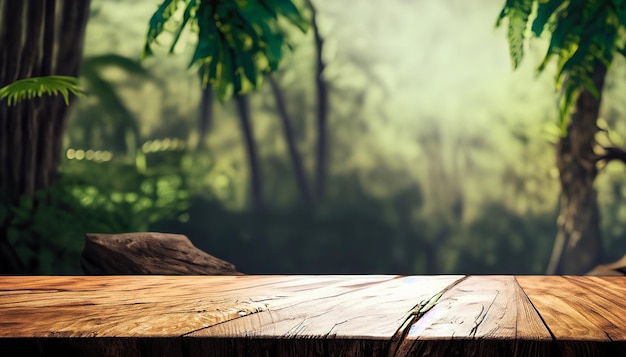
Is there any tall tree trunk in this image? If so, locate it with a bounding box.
[197,76,213,149]
[305,0,329,200]
[0,0,91,273]
[234,94,264,214]
[267,75,312,204]
[546,63,606,275]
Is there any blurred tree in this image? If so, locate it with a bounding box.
[0,0,91,273]
[143,0,308,212]
[497,0,626,274]
[197,76,213,149]
[268,75,313,203]
[234,94,265,212]
[304,0,330,200]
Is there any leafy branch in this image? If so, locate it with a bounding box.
[0,75,84,106]
[142,0,309,101]
[496,0,626,135]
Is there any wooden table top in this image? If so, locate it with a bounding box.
[1,275,625,356]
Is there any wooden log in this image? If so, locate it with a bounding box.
[586,254,626,276]
[80,232,242,275]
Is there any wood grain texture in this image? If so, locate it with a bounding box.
[3,275,626,357]
[0,275,360,338]
[516,275,624,357]
[186,275,463,357]
[0,275,400,356]
[396,276,552,357]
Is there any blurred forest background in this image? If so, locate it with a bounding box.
[14,0,626,274]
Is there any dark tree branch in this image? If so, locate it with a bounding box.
[197,79,213,149]
[596,146,626,165]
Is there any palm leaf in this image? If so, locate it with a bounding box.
[0,75,84,106]
[143,0,309,101]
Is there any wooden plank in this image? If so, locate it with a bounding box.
[0,275,388,337]
[3,275,626,356]
[562,276,626,341]
[0,275,398,356]
[516,275,621,357]
[395,276,552,357]
[186,275,464,357]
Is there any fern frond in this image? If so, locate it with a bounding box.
[496,0,533,69]
[499,0,626,137]
[0,76,84,106]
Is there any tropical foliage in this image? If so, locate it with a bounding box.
[496,0,626,133]
[0,76,83,106]
[142,0,308,100]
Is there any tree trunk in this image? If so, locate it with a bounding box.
[234,94,264,214]
[197,76,213,149]
[267,75,312,204]
[546,63,606,275]
[0,0,91,273]
[305,0,329,200]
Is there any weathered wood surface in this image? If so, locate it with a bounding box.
[517,276,626,356]
[188,275,462,356]
[396,276,552,357]
[2,276,626,356]
[80,232,242,275]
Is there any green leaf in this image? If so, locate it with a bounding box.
[265,33,283,70]
[169,0,197,54]
[272,0,309,32]
[0,76,83,106]
[215,43,234,101]
[615,0,626,28]
[142,0,178,59]
[537,10,581,73]
[145,0,308,101]
[241,52,258,86]
[189,1,216,68]
[531,0,562,36]
[496,0,533,69]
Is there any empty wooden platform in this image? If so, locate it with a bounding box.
[1,275,625,356]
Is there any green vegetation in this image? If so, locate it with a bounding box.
[0,76,83,105]
[5,0,626,274]
[497,0,626,273]
[143,0,308,100]
[498,0,626,132]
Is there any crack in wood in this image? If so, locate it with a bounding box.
[469,289,499,338]
[387,276,468,357]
